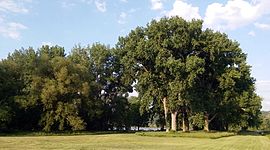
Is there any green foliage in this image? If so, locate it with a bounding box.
[0,17,262,133]
[190,113,205,130]
[128,96,149,129]
[0,44,132,132]
[117,16,261,131]
[260,111,270,130]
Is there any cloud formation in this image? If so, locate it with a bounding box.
[95,0,106,12]
[0,0,29,13]
[151,0,163,11]
[158,0,270,31]
[204,0,270,30]
[254,22,270,30]
[120,0,127,3]
[118,12,127,24]
[166,0,201,21]
[248,31,256,37]
[0,22,27,39]
[41,41,53,46]
[0,0,30,39]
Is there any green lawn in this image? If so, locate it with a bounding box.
[0,133,270,150]
[136,131,235,139]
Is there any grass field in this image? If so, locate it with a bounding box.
[0,133,270,150]
[136,131,235,139]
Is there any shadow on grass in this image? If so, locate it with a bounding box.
[0,130,136,137]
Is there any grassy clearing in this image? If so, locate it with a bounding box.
[135,131,235,139]
[0,133,270,150]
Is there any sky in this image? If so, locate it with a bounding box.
[0,0,270,110]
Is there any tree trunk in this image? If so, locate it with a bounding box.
[204,113,209,132]
[182,109,189,132]
[171,111,178,131]
[162,97,170,132]
[204,112,217,132]
[160,124,165,131]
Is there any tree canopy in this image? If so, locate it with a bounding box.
[116,17,261,132]
[0,17,262,132]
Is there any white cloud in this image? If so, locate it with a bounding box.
[41,42,53,46]
[118,12,127,24]
[248,31,256,36]
[0,0,30,39]
[254,22,270,30]
[0,0,29,13]
[120,0,127,3]
[204,0,270,31]
[151,0,163,11]
[166,0,201,21]
[0,22,27,39]
[81,0,93,5]
[61,1,76,8]
[95,0,106,12]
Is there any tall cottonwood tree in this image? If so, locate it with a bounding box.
[189,29,261,131]
[116,17,205,131]
[117,16,261,132]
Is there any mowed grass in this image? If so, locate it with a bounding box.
[0,133,270,150]
[136,131,235,139]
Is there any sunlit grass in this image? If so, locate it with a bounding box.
[0,132,270,150]
[135,131,235,139]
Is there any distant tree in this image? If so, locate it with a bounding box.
[128,96,149,131]
[260,111,270,130]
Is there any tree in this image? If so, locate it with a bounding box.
[0,17,262,132]
[68,45,102,130]
[117,17,261,132]
[190,29,261,131]
[260,111,270,130]
[117,17,205,131]
[0,63,14,130]
[87,43,132,130]
[0,47,44,131]
[9,45,88,131]
[128,96,149,131]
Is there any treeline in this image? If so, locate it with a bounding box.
[260,111,270,130]
[0,17,261,132]
[0,44,149,132]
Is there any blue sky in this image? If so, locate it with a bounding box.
[0,0,270,110]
